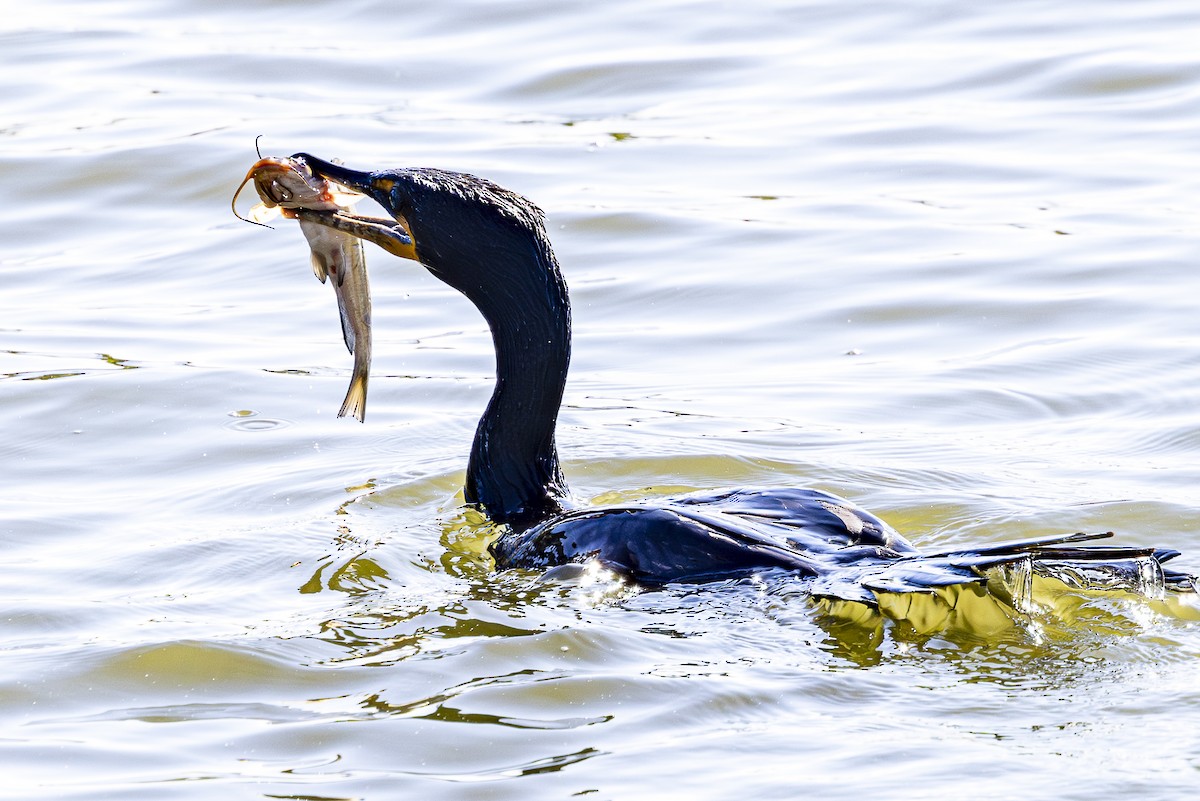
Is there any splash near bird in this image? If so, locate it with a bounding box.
[241,151,1198,632]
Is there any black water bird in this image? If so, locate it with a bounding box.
[289,153,1194,607]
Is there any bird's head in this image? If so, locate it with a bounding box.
[291,153,563,313]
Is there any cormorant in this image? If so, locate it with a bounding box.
[285,153,1194,608]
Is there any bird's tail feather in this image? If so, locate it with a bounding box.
[811,531,1197,634]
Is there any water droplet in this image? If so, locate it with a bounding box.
[224,416,290,432]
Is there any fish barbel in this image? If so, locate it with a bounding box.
[233,157,372,422]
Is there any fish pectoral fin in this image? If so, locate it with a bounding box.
[310,245,348,286]
[310,252,330,284]
[249,203,282,225]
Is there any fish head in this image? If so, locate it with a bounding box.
[244,157,341,212]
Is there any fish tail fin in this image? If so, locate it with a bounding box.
[338,373,368,423]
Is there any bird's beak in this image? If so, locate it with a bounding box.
[290,153,418,261]
[292,153,375,195]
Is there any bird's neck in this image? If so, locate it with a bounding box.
[463,267,572,528]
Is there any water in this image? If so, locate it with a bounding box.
[3,0,1200,797]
